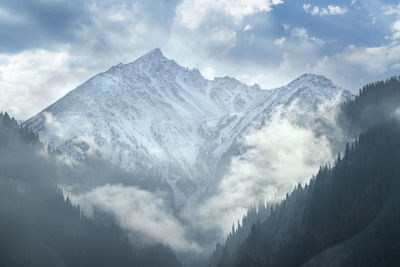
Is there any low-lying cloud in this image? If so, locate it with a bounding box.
[194,102,339,235]
[51,92,347,253]
[65,183,200,252]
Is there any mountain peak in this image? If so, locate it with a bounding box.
[280,72,354,103]
[146,47,164,57]
[297,73,329,81]
[287,73,334,89]
[125,47,185,74]
[137,48,166,62]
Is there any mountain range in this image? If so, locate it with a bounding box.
[23,48,353,209]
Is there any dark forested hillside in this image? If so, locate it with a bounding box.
[216,122,400,267]
[0,113,181,267]
[209,203,274,267]
[212,76,400,267]
[340,76,400,135]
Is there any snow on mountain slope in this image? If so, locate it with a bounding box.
[23,48,352,208]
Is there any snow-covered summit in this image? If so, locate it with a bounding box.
[254,73,352,122]
[23,49,353,207]
[127,48,183,72]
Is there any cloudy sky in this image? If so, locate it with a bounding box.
[1,0,400,119]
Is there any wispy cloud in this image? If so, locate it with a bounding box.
[175,0,283,30]
[65,183,200,252]
[0,50,86,119]
[303,4,347,16]
[192,98,344,234]
[274,37,286,46]
[383,4,400,16]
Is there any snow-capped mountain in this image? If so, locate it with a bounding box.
[23,48,352,207]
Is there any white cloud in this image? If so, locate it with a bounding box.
[323,5,347,15]
[209,27,238,46]
[346,44,400,73]
[243,24,253,31]
[395,107,400,118]
[42,112,67,139]
[311,6,320,15]
[282,24,290,31]
[169,0,283,57]
[274,37,286,46]
[382,4,400,40]
[325,43,400,74]
[383,4,400,16]
[65,184,200,252]
[391,20,400,39]
[303,4,311,12]
[311,42,400,89]
[291,27,308,39]
[304,4,347,16]
[200,66,216,79]
[193,103,336,234]
[291,27,325,45]
[175,0,283,30]
[0,49,88,119]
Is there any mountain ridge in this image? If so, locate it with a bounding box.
[23,48,353,208]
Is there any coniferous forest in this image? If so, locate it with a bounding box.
[210,77,400,267]
[0,113,182,267]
